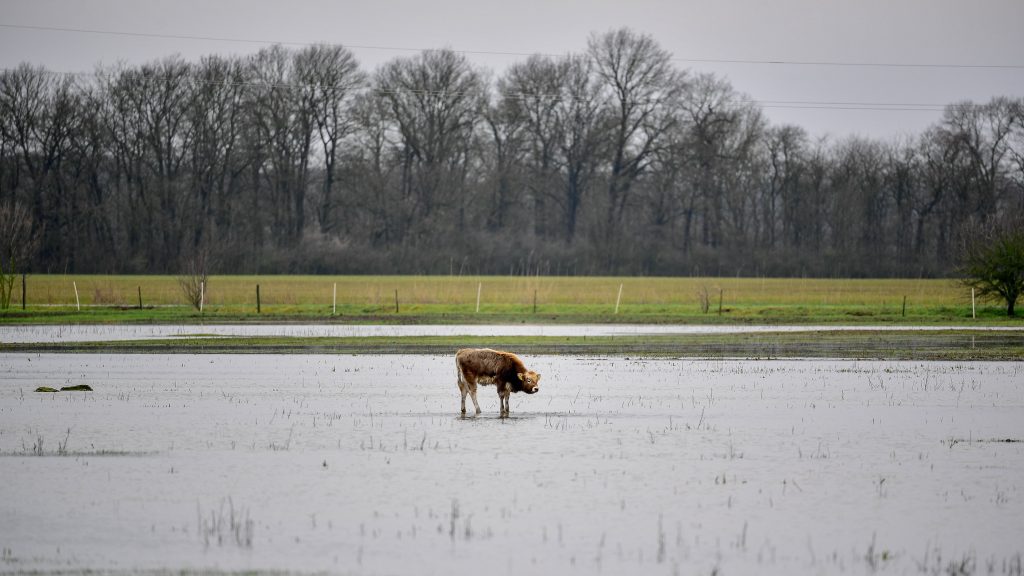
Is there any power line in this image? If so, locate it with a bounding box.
[756,99,947,111]
[3,22,1023,70]
[672,57,1024,70]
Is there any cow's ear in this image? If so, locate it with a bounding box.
[535,373,541,382]
[517,373,524,381]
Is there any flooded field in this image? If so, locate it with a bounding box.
[1,354,1022,575]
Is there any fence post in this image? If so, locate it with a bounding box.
[972,288,976,319]
[73,281,80,311]
[614,283,623,314]
[533,289,537,314]
[138,286,142,309]
[200,281,204,313]
[22,273,26,310]
[333,282,337,315]
[902,295,906,317]
[476,282,482,313]
[256,284,261,314]
[718,289,723,316]
[395,289,399,313]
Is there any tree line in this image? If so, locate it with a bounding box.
[1,28,1022,277]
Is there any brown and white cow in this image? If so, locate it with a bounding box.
[455,348,540,417]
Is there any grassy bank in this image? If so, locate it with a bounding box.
[1,274,1018,325]
[6,330,1022,360]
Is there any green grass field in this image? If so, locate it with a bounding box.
[1,274,1018,324]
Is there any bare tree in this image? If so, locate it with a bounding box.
[374,49,486,243]
[294,45,365,234]
[553,55,609,243]
[1005,98,1024,214]
[189,55,248,253]
[939,98,1019,221]
[882,138,921,267]
[828,137,889,273]
[0,65,82,266]
[500,55,563,239]
[482,76,527,232]
[0,201,38,308]
[912,130,947,258]
[98,58,195,270]
[762,125,807,250]
[246,45,317,243]
[587,28,682,232]
[345,92,403,247]
[679,73,757,251]
[177,248,210,311]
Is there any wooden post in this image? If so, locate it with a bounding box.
[199,281,205,313]
[22,273,26,310]
[333,282,337,315]
[394,289,399,313]
[138,286,142,309]
[533,289,537,314]
[73,281,80,311]
[476,282,482,313]
[256,284,261,314]
[972,288,976,319]
[901,295,906,317]
[718,289,723,316]
[614,283,623,314]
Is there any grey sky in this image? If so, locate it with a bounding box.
[1,0,1022,139]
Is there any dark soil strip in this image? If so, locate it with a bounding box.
[4,330,1022,360]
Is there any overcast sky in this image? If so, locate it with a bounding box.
[1,0,1022,140]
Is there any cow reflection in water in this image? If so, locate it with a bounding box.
[455,348,541,417]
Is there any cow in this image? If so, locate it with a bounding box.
[455,348,541,417]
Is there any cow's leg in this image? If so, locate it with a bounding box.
[459,381,468,416]
[498,385,510,417]
[469,381,481,415]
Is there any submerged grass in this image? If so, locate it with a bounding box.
[7,330,1022,360]
[3,274,1019,325]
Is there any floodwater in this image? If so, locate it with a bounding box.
[1,354,1022,574]
[2,323,1022,343]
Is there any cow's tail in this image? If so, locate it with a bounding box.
[455,354,466,387]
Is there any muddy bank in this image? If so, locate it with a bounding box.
[5,329,1022,360]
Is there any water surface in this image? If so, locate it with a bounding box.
[1,354,1021,574]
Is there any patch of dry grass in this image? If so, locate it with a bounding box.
[15,275,967,308]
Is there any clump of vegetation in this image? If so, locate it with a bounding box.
[33,386,58,393]
[60,384,93,391]
[198,498,254,548]
[18,429,69,456]
[959,216,1024,316]
[178,251,211,311]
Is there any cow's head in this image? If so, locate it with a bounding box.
[518,371,541,394]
